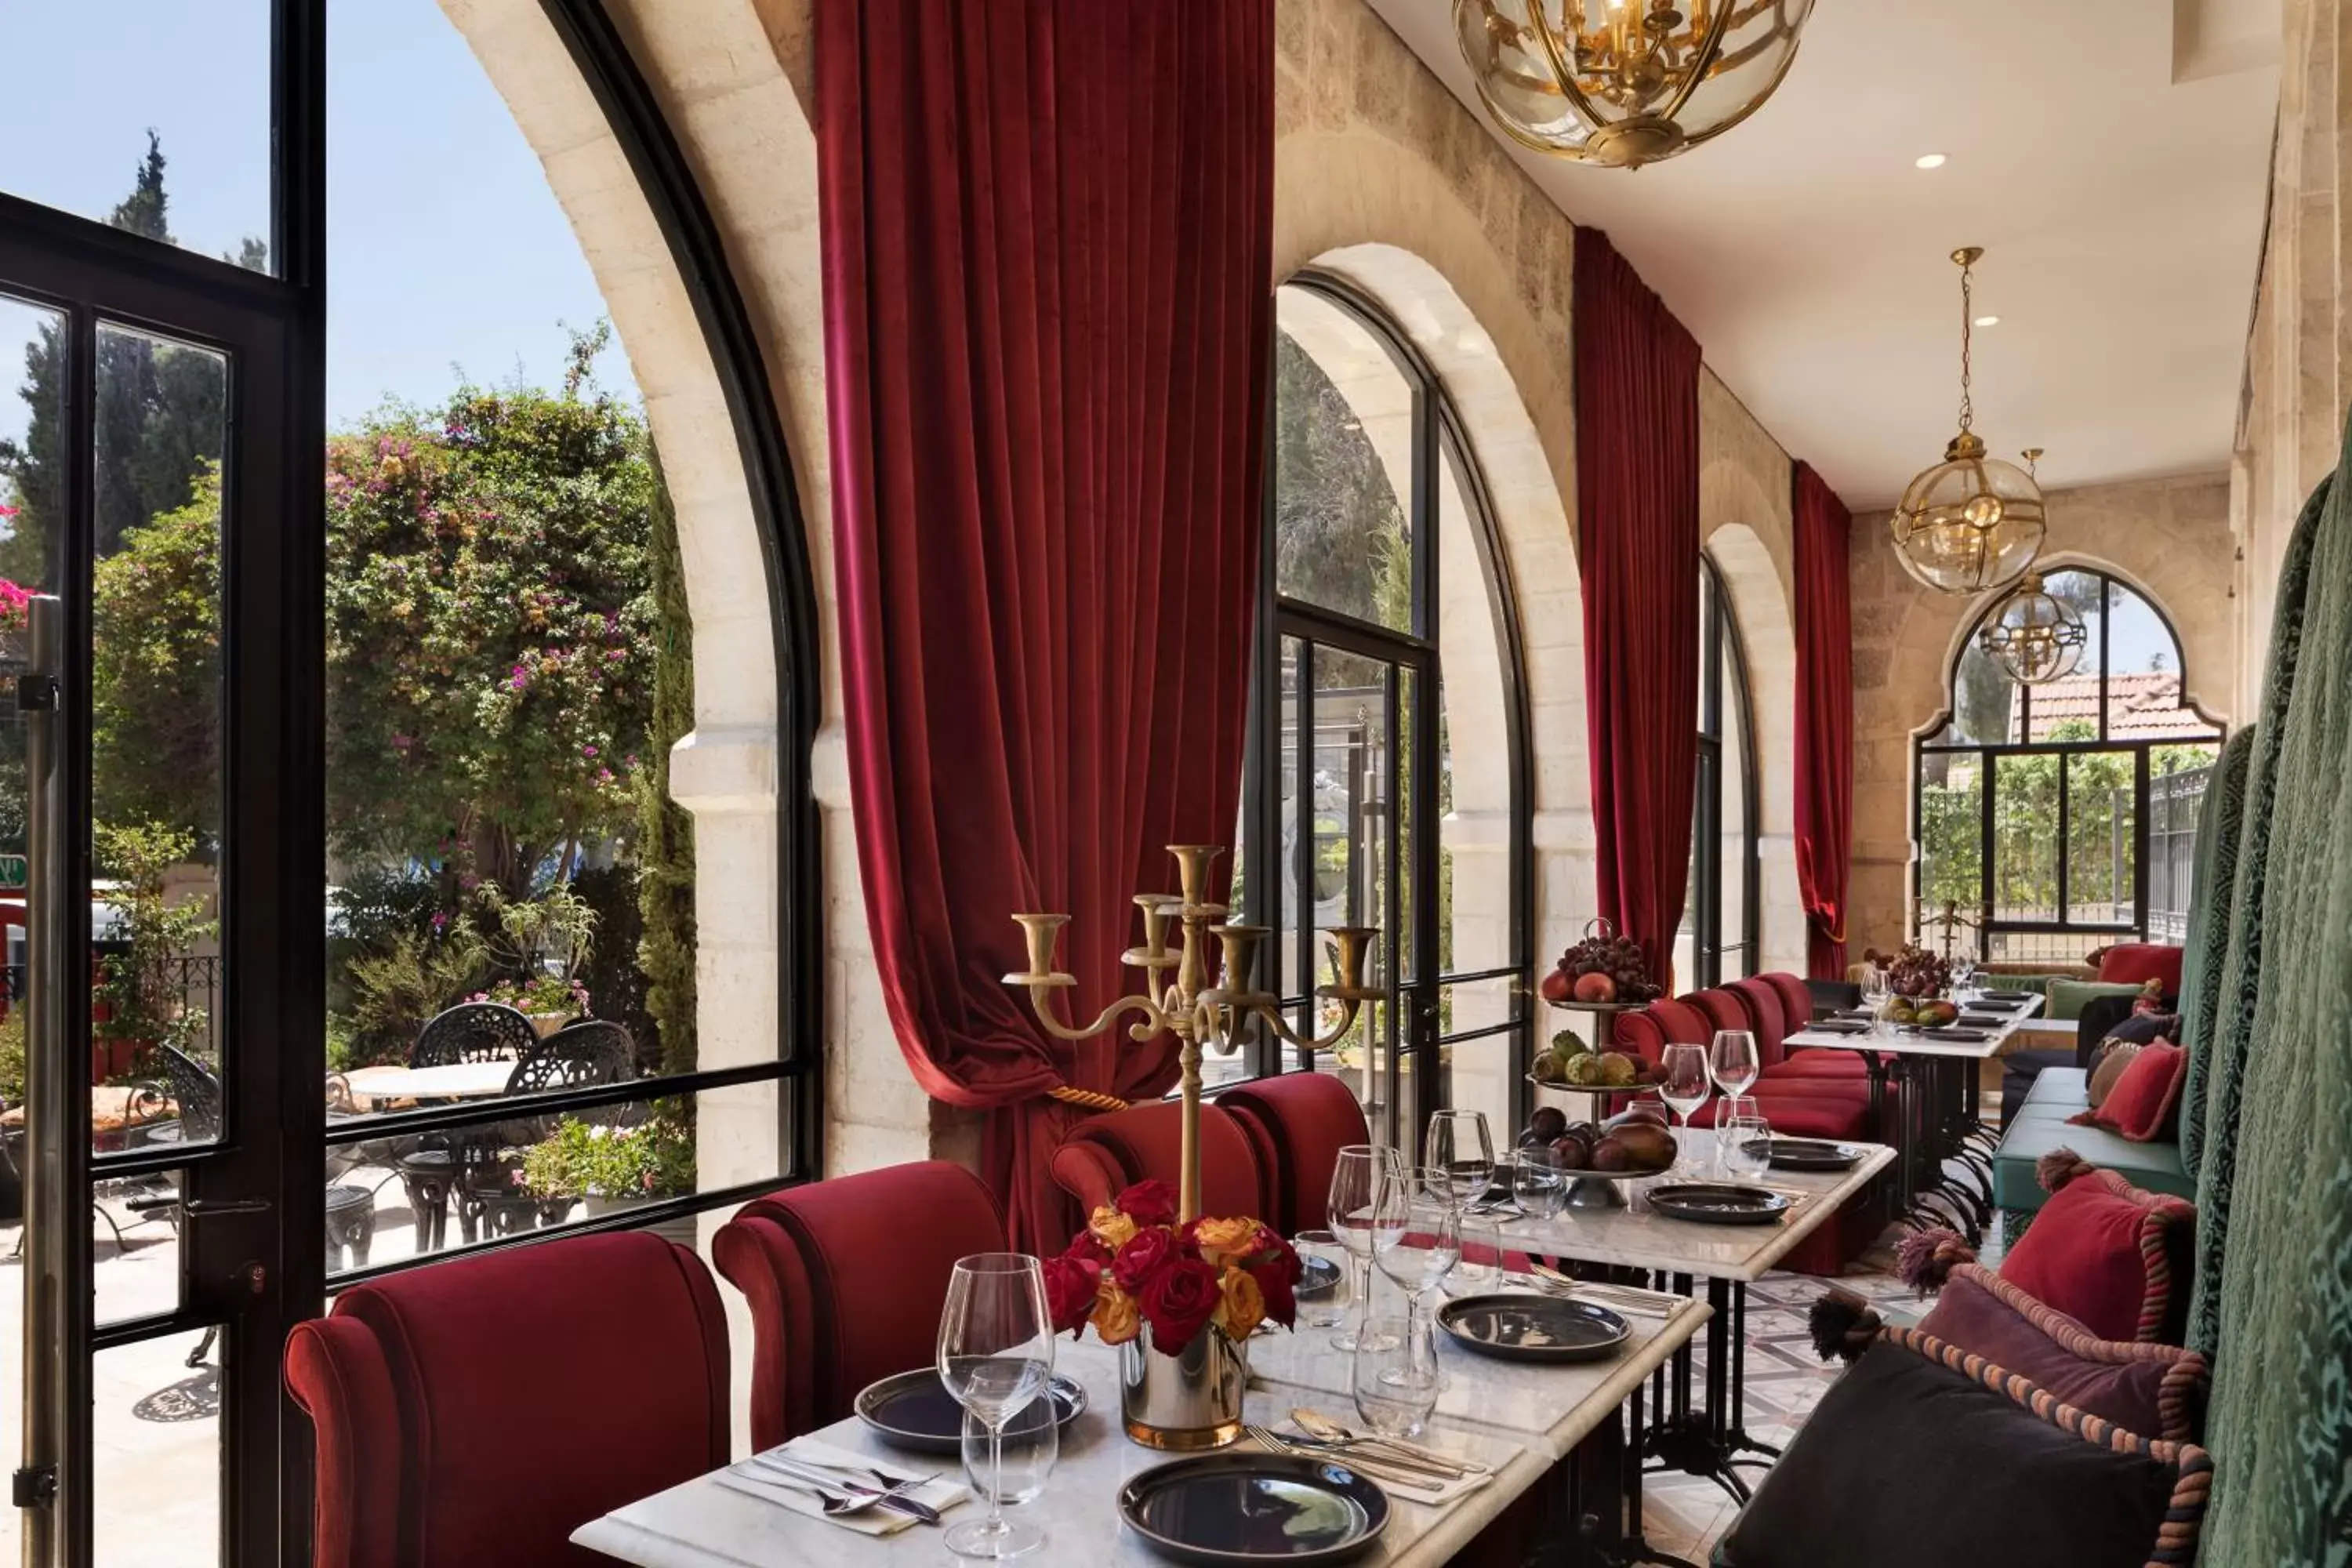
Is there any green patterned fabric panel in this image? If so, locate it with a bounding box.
[2194,443,2349,1568]
[2187,474,2325,1361]
[2176,724,2252,1173]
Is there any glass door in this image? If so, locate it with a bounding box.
[2,200,311,1568]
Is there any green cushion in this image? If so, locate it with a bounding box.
[2045,978,2143,1022]
[1991,1068,2191,1210]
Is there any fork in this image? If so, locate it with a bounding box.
[1245,1426,1446,1494]
[720,1468,895,1519]
[745,1455,942,1523]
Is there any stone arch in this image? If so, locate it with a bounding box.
[1279,237,1592,977]
[1702,518,1805,975]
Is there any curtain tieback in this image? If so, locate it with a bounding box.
[1045,1083,1131,1114]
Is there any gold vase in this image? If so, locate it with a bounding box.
[1120,1323,1247,1450]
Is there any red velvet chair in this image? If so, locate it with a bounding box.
[1757,971,1813,1033]
[711,1160,1005,1451]
[284,1232,728,1568]
[1048,1098,1265,1223]
[1728,975,1870,1083]
[1218,1072,1372,1234]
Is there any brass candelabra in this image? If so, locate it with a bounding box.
[1006,844,1379,1223]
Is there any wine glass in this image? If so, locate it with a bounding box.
[1951,953,1978,1002]
[1424,1109,1495,1214]
[1373,1174,1460,1375]
[1861,967,1892,1033]
[962,1402,1058,1517]
[1657,1043,1711,1175]
[1353,1317,1440,1437]
[936,1254,1054,1560]
[1708,1032,1759,1176]
[1327,1145,1405,1352]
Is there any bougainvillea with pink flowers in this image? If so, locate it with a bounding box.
[325,330,655,898]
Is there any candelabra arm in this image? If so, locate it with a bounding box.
[1256,995,1370,1053]
[1019,985,1171,1044]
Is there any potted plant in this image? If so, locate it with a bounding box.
[470,973,593,1038]
[519,1112,694,1223]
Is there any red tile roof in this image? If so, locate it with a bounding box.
[2014,671,2217,741]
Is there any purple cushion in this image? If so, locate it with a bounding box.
[1918,1265,2209,1439]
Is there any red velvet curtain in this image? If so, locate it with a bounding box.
[1573,229,1701,987]
[1792,461,1854,979]
[817,0,1273,1249]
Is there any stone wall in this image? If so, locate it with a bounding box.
[2232,0,2350,718]
[1846,474,2239,960]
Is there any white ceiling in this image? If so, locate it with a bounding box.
[1361,0,2281,507]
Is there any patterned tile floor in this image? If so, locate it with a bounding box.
[1639,1118,2009,1559]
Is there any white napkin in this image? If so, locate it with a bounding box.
[716,1435,971,1537]
[1261,1423,1503,1508]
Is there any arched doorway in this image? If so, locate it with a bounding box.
[1230,273,1534,1149]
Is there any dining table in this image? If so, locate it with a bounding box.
[1782,989,2046,1243]
[340,1058,518,1105]
[1475,1127,1893,1508]
[574,1288,1711,1568]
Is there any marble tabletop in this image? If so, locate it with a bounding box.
[575,1300,1708,1568]
[343,1060,518,1102]
[1486,1128,1894,1283]
[1784,992,2045,1061]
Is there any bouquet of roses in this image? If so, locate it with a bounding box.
[1041,1179,1303,1356]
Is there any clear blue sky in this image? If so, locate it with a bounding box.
[0,0,637,442]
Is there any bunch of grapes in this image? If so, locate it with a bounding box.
[1886,944,1951,1000]
[1558,921,1660,1002]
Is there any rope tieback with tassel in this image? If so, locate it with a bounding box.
[1046,1083,1131,1114]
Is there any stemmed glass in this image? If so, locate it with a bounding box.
[1327,1145,1406,1352]
[1951,953,1978,1001]
[936,1254,1054,1560]
[1708,1031,1760,1177]
[1372,1172,1460,1378]
[1861,967,1892,1033]
[1424,1109,1495,1215]
[1657,1043,1712,1177]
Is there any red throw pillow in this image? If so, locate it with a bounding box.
[2096,942,2183,992]
[2069,1040,2187,1142]
[2002,1167,2194,1343]
[1918,1264,2209,1439]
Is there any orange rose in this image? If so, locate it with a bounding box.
[1191,1216,1258,1265]
[1089,1205,1139,1251]
[1091,1277,1143,1345]
[1214,1265,1265,1340]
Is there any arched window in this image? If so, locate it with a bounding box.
[1915,568,2223,962]
[1226,274,1533,1149]
[1679,556,1759,990]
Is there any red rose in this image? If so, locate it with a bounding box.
[1041,1254,1100,1338]
[1112,1225,1180,1294]
[1248,1227,1304,1284]
[1116,1179,1179,1229]
[1248,1259,1298,1329]
[1138,1257,1222,1353]
[1062,1230,1113,1269]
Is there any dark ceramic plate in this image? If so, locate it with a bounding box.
[1119,1453,1391,1566]
[1296,1254,1344,1301]
[1748,1137,1863,1173]
[1920,1026,1992,1042]
[1976,989,2034,1003]
[1808,1018,1872,1035]
[1437,1293,1630,1363]
[855,1368,1085,1454]
[1646,1183,1791,1225]
[1958,1013,2009,1028]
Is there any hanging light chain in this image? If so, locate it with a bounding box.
[1955,252,1976,436]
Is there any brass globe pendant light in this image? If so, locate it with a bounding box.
[1453,0,1817,169]
[1978,452,2086,685]
[1889,248,2047,595]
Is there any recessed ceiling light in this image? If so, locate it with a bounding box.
[1974,314,2001,327]
[1915,153,1947,169]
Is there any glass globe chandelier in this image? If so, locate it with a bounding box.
[1889,247,2046,595]
[1980,572,2088,687]
[1453,0,1816,169]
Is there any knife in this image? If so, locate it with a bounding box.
[746,1455,945,1524]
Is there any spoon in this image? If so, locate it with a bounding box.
[1289,1409,1491,1475]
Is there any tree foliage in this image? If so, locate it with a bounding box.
[634,451,698,1076]
[92,463,222,846]
[325,326,656,898]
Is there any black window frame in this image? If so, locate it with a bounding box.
[1238,270,1535,1140]
[1911,566,2224,960]
[1686,555,1761,991]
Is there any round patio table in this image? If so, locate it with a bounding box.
[343,1060,516,1104]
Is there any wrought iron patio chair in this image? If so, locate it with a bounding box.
[408,1000,539,1068]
